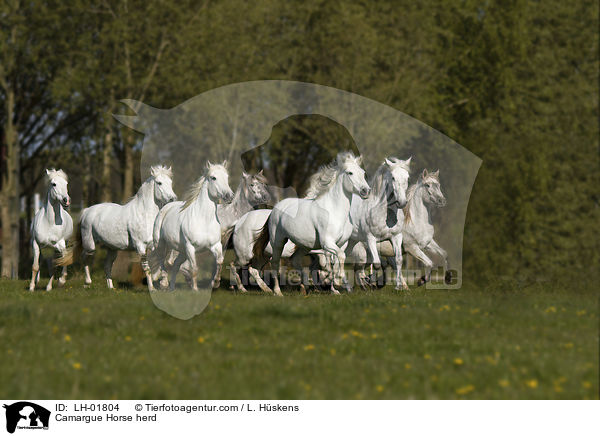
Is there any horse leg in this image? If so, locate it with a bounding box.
[248,264,272,293]
[425,239,450,284]
[104,249,118,289]
[406,243,434,286]
[45,253,56,291]
[391,233,408,291]
[365,234,381,289]
[209,242,223,290]
[139,250,154,292]
[270,242,285,297]
[290,248,308,295]
[230,261,247,292]
[29,240,40,291]
[321,240,345,295]
[183,243,198,291]
[169,252,187,291]
[57,241,68,287]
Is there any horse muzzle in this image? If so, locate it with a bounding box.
[359,187,370,199]
[62,197,71,208]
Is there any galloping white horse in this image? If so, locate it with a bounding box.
[151,161,234,291]
[230,208,296,293]
[350,169,449,287]
[177,170,270,282]
[347,157,411,290]
[57,165,176,289]
[253,152,370,296]
[402,169,449,285]
[29,169,73,291]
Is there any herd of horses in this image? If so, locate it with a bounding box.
[29,152,450,295]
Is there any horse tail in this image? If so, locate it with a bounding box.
[252,217,270,261]
[55,220,82,267]
[221,226,235,250]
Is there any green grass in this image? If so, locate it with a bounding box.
[0,272,597,399]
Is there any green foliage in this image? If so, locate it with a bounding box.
[1,0,597,280]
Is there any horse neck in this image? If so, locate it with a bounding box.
[188,183,217,221]
[316,173,352,215]
[43,190,63,225]
[408,185,429,226]
[129,179,159,215]
[219,181,251,225]
[366,176,402,236]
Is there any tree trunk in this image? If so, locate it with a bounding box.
[101,125,113,203]
[1,88,20,279]
[121,132,134,202]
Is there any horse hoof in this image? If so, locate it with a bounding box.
[444,271,452,284]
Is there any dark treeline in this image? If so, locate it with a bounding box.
[0,0,597,282]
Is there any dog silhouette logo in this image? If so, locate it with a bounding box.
[3,402,50,433]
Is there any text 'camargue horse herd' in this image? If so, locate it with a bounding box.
[31,152,451,295]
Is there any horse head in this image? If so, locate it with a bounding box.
[420,169,445,207]
[45,168,70,209]
[151,165,177,207]
[383,156,411,208]
[243,170,270,205]
[206,161,234,204]
[339,152,370,199]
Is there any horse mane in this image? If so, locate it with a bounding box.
[369,165,387,198]
[45,168,68,183]
[150,165,173,179]
[305,151,359,199]
[181,176,206,210]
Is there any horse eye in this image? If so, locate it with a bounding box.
[425,184,430,188]
[51,183,56,187]
[157,181,162,186]
[211,176,216,181]
[347,171,353,176]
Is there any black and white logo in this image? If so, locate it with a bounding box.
[3,402,50,434]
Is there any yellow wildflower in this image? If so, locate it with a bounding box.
[303,344,315,351]
[456,385,474,395]
[525,379,538,389]
[453,358,464,365]
[72,362,82,370]
[197,336,205,344]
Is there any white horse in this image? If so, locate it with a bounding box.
[177,170,270,283]
[402,169,449,285]
[253,152,370,296]
[151,161,234,291]
[347,157,411,290]
[57,165,176,289]
[350,169,449,287]
[29,169,73,291]
[230,208,296,293]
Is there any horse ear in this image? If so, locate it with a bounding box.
[384,158,393,167]
[242,171,250,178]
[45,169,51,176]
[357,155,363,165]
[258,169,264,176]
[433,169,439,178]
[405,156,412,167]
[206,160,212,170]
[421,169,428,180]
[222,160,229,169]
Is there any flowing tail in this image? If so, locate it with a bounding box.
[252,217,270,261]
[55,221,82,267]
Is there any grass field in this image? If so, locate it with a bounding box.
[0,270,598,400]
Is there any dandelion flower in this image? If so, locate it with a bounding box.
[453,358,464,365]
[81,307,90,313]
[525,379,538,389]
[124,336,132,342]
[72,362,82,370]
[498,380,510,387]
[456,385,474,395]
[64,334,71,342]
[303,344,315,351]
[376,385,384,392]
[424,354,432,360]
[197,336,205,344]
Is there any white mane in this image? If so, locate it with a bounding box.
[305,152,360,199]
[181,176,206,210]
[150,165,173,179]
[45,168,68,183]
